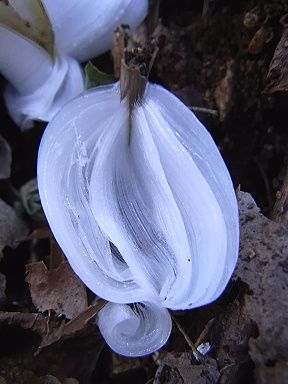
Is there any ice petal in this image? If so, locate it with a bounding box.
[43,0,148,61]
[145,84,239,302]
[38,84,154,304]
[4,55,84,128]
[0,26,52,94]
[89,101,193,303]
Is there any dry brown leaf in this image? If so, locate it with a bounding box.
[235,191,288,383]
[0,311,56,335]
[27,227,51,241]
[0,136,11,180]
[201,191,288,383]
[266,27,288,93]
[214,60,234,121]
[0,199,28,253]
[0,309,102,382]
[38,375,79,384]
[26,261,88,320]
[0,272,6,305]
[154,352,220,384]
[37,302,106,353]
[248,26,273,55]
[37,375,61,384]
[62,380,79,384]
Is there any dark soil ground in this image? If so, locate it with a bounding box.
[0,1,288,383]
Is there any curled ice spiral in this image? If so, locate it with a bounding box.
[37,82,239,356]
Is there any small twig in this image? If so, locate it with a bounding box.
[170,313,204,362]
[202,0,216,16]
[147,0,161,35]
[112,26,128,79]
[119,42,158,145]
[271,163,288,223]
[190,106,218,117]
[45,309,51,336]
[144,377,155,384]
[195,318,215,347]
[253,157,273,211]
[120,59,147,145]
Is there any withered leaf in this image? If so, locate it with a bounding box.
[26,261,88,320]
[154,352,220,384]
[248,26,273,55]
[0,199,28,253]
[0,311,56,336]
[0,272,6,305]
[37,302,105,353]
[235,191,288,382]
[266,28,288,93]
[0,135,12,180]
[214,60,234,121]
[38,375,79,384]
[27,227,51,240]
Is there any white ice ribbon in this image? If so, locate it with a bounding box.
[43,0,149,62]
[37,82,239,356]
[0,0,148,127]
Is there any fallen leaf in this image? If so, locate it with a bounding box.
[84,62,115,90]
[0,199,28,253]
[212,299,256,370]
[62,380,79,384]
[27,227,51,241]
[0,309,102,382]
[0,136,12,180]
[20,178,45,223]
[236,191,288,383]
[38,375,79,384]
[37,302,106,353]
[26,261,88,320]
[37,374,62,384]
[0,272,6,306]
[266,27,288,93]
[219,363,244,384]
[248,26,273,55]
[214,60,234,121]
[154,352,220,384]
[0,311,55,335]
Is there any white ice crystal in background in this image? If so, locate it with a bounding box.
[0,0,148,128]
[37,82,239,357]
[43,0,148,62]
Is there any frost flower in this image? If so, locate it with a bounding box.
[0,0,148,128]
[37,82,239,357]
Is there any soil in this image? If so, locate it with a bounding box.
[0,1,288,383]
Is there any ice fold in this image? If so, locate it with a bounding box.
[38,82,239,356]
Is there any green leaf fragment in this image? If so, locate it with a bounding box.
[84,61,115,90]
[20,178,45,223]
[0,198,28,253]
